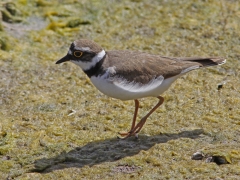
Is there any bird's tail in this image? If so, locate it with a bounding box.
[179,57,226,67]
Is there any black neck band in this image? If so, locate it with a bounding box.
[84,54,106,78]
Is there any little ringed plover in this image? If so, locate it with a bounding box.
[56,39,226,139]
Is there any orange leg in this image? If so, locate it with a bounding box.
[119,96,164,139]
[118,99,139,136]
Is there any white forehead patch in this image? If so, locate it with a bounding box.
[68,49,72,55]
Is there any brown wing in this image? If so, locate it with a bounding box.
[103,50,225,84]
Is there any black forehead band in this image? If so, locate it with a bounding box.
[70,43,75,49]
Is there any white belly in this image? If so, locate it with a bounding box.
[90,74,181,100]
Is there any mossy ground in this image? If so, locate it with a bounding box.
[0,0,240,179]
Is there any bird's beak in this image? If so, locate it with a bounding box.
[56,54,70,64]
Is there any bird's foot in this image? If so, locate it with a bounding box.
[117,131,138,139]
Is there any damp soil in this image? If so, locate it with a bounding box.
[0,0,240,179]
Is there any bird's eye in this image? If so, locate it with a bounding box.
[74,51,83,57]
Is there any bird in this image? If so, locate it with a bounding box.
[56,39,226,139]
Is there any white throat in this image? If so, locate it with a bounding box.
[71,50,106,71]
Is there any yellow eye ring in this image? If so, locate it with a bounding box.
[74,51,83,57]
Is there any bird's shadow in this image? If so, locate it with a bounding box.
[32,129,203,173]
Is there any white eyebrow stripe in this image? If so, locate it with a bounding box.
[74,46,91,51]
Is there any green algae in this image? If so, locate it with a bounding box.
[0,0,240,179]
[0,2,23,23]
